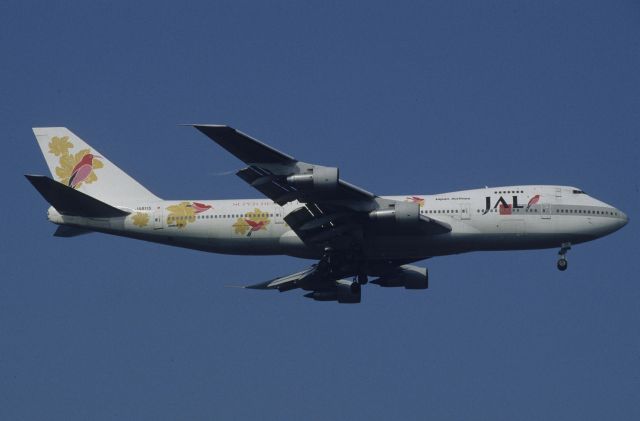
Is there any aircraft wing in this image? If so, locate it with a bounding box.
[193,125,296,165]
[242,261,431,303]
[244,266,318,291]
[192,125,451,250]
[192,125,375,207]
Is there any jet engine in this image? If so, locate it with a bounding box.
[371,265,429,289]
[304,278,362,303]
[369,202,420,226]
[286,166,339,192]
[336,279,361,303]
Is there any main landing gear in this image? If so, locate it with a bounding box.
[321,246,368,285]
[557,242,571,271]
[357,273,368,285]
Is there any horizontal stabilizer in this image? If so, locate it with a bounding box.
[53,225,93,237]
[25,175,130,218]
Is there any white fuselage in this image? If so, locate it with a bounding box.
[47,185,628,261]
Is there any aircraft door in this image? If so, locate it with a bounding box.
[153,206,163,229]
[459,204,471,220]
[274,206,286,225]
[541,203,551,219]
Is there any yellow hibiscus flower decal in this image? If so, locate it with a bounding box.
[166,202,196,229]
[233,208,270,236]
[48,136,74,156]
[132,212,150,228]
[48,136,103,188]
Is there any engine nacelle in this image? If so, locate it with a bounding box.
[286,166,339,192]
[304,279,361,303]
[336,279,361,303]
[304,291,337,301]
[369,202,420,226]
[371,265,429,289]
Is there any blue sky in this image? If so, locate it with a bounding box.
[1,1,639,419]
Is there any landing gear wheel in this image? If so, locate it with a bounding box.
[557,242,571,272]
[557,258,568,271]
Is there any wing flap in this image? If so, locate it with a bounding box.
[283,203,359,245]
[245,266,317,291]
[236,166,297,205]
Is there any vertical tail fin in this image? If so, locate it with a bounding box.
[32,127,160,205]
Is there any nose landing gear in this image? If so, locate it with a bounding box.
[557,242,571,271]
[557,258,568,271]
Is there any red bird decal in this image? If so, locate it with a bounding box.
[244,219,266,237]
[191,202,212,213]
[68,153,97,188]
[527,195,541,209]
[406,196,425,206]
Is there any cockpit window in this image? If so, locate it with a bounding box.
[572,189,586,194]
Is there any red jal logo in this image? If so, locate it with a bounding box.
[483,195,540,215]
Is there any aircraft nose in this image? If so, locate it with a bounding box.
[620,210,629,227]
[610,208,628,232]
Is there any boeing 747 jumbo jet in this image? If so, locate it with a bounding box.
[26,126,628,303]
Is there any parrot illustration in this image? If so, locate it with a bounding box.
[406,196,425,206]
[68,153,98,188]
[244,219,266,237]
[527,194,541,210]
[191,202,212,213]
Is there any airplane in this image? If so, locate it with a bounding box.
[26,126,629,303]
